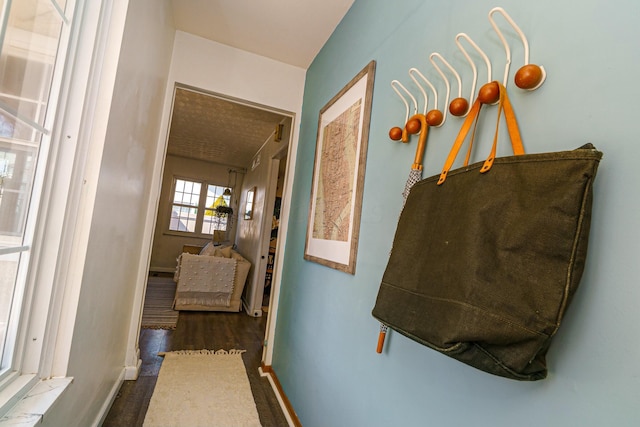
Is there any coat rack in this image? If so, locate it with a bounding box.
[488,7,546,90]
[378,6,547,354]
[387,6,546,143]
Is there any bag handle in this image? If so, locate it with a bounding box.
[437,82,524,185]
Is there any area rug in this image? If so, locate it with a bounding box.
[143,349,262,427]
[141,276,179,329]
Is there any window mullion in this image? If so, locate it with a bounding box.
[0,246,29,256]
[196,181,208,234]
[0,100,49,135]
[0,0,11,58]
[48,0,70,25]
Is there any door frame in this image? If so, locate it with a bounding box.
[126,85,298,376]
[261,120,296,367]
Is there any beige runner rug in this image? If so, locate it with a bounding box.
[143,349,261,427]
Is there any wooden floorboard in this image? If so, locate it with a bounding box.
[102,311,288,427]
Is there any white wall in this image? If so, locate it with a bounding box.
[168,31,306,115]
[153,31,307,201]
[145,32,307,318]
[235,119,292,316]
[10,2,306,425]
[149,155,244,271]
[42,1,175,425]
[148,29,310,271]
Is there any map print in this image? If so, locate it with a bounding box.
[313,99,362,241]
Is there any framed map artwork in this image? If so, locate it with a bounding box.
[304,60,376,274]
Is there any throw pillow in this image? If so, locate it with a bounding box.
[199,242,216,256]
[219,245,233,258]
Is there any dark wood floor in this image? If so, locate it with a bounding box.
[102,311,288,426]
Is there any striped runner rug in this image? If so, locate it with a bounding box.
[141,276,179,329]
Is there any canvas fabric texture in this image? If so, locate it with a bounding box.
[372,84,603,380]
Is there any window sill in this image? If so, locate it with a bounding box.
[163,230,214,239]
[0,376,73,426]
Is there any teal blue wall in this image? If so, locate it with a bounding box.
[273,1,639,426]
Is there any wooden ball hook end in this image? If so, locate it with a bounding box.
[515,64,545,90]
[426,109,443,126]
[449,98,469,117]
[389,127,403,141]
[478,81,500,104]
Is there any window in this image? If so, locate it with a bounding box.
[0,0,72,382]
[170,179,201,232]
[169,178,232,236]
[244,187,255,220]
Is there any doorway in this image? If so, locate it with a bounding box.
[262,160,285,313]
[256,150,288,316]
[142,85,296,369]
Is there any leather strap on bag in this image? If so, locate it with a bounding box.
[437,82,524,185]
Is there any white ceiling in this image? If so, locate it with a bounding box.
[166,0,354,166]
[170,0,355,69]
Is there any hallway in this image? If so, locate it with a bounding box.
[103,311,287,426]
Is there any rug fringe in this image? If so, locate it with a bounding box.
[141,325,176,330]
[158,349,246,356]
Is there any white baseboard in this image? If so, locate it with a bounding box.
[124,357,142,380]
[92,368,125,427]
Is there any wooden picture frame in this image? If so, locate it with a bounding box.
[303,60,376,274]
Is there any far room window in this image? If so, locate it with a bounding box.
[169,178,231,235]
[169,178,201,232]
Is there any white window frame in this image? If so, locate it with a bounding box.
[167,176,232,239]
[0,0,76,383]
[0,0,116,418]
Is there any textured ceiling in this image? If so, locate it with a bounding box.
[167,88,287,168]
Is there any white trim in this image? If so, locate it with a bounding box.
[2,0,80,382]
[258,367,295,427]
[125,74,176,382]
[51,0,129,376]
[0,376,72,425]
[262,114,299,367]
[129,31,307,385]
[0,373,37,418]
[124,355,142,381]
[27,0,96,378]
[91,369,125,427]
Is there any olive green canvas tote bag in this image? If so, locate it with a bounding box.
[372,83,602,380]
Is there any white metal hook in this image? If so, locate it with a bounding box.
[391,80,418,125]
[455,32,492,105]
[408,68,437,116]
[428,53,456,126]
[488,7,546,90]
